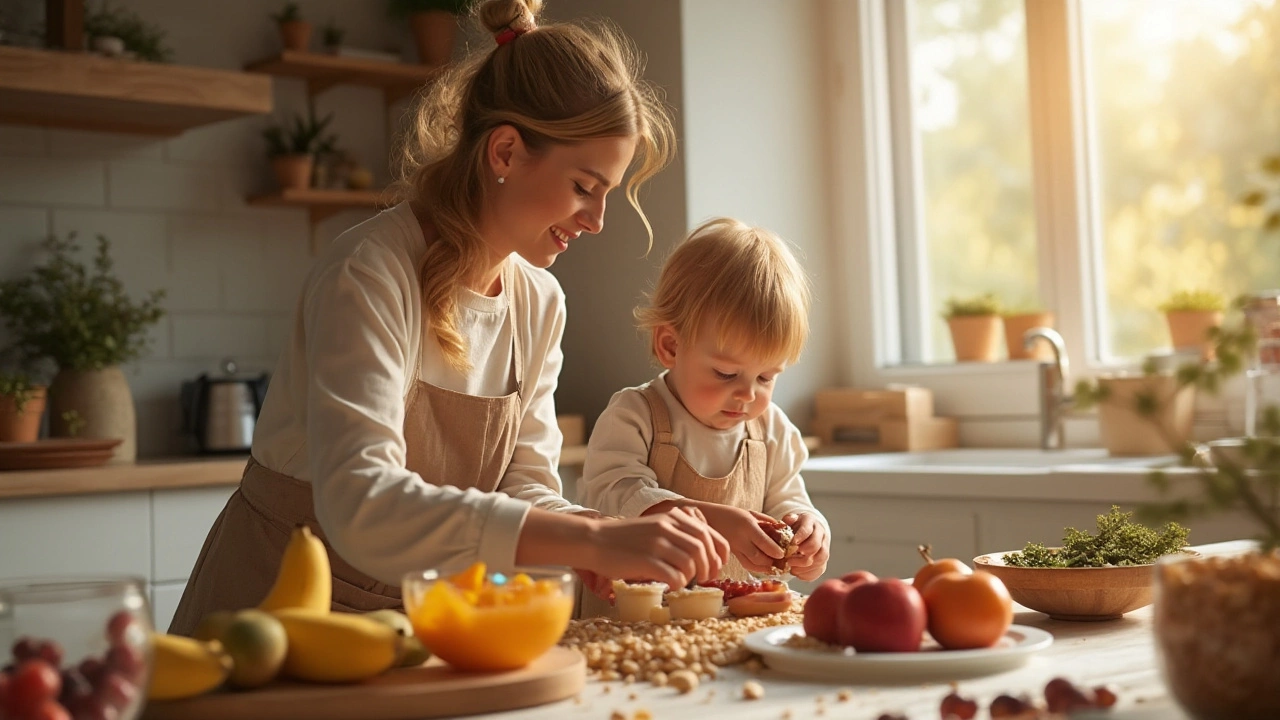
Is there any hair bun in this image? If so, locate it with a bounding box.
[478,0,542,38]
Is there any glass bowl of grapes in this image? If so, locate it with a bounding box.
[0,577,153,720]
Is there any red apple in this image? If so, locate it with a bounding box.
[837,578,927,652]
[840,570,878,588]
[803,579,851,644]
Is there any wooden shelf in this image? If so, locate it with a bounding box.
[0,46,272,136]
[247,187,391,226]
[245,51,442,104]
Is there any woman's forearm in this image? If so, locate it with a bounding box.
[514,508,601,568]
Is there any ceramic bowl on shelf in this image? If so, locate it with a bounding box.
[402,566,574,672]
[0,576,154,719]
[973,549,1198,621]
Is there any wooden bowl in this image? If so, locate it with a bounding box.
[973,549,1198,621]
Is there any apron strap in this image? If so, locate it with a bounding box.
[639,383,680,482]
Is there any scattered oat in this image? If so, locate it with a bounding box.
[668,669,699,694]
[627,692,637,701]
[742,680,765,700]
[625,675,636,685]
[815,707,826,716]
[836,689,853,702]
[573,695,583,705]
[744,657,764,674]
[634,711,653,720]
[650,671,668,687]
[610,711,626,720]
[781,711,793,720]
[602,684,613,694]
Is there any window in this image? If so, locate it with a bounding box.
[885,0,1280,367]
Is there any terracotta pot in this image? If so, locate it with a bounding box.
[272,154,314,191]
[946,315,1002,362]
[1166,309,1223,361]
[1155,552,1280,720]
[0,386,47,443]
[409,11,457,66]
[279,20,312,52]
[1003,312,1055,361]
[1096,373,1194,456]
[48,367,135,464]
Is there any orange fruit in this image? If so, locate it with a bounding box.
[912,544,972,591]
[920,571,1013,650]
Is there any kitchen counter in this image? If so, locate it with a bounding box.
[0,455,249,500]
[469,541,1256,720]
[0,445,593,501]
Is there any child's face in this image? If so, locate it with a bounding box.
[657,326,787,431]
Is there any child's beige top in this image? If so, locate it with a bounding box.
[579,372,828,528]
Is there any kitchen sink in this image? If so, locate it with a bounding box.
[804,447,1180,475]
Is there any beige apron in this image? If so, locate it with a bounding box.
[170,263,525,635]
[578,381,769,618]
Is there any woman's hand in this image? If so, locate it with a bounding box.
[582,506,729,589]
[781,511,830,581]
[695,505,786,575]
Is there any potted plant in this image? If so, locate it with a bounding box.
[943,293,1002,362]
[1078,305,1280,720]
[0,368,46,443]
[1159,289,1226,361]
[84,0,173,62]
[262,110,334,191]
[321,20,345,54]
[272,2,311,52]
[388,0,475,66]
[0,233,166,463]
[1002,305,1055,361]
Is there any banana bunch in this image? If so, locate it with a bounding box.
[147,635,232,701]
[149,524,405,701]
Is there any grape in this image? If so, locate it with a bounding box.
[76,658,106,688]
[57,669,92,708]
[12,637,39,663]
[939,690,978,719]
[32,699,72,720]
[876,714,908,720]
[1092,685,1119,709]
[96,674,136,711]
[988,694,1034,718]
[105,612,138,649]
[8,660,62,716]
[104,645,145,683]
[36,640,64,669]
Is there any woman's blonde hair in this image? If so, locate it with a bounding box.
[391,0,676,371]
[636,217,811,365]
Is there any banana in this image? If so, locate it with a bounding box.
[147,634,233,701]
[259,524,332,613]
[272,608,400,683]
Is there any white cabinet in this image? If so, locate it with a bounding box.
[0,493,152,581]
[0,484,235,631]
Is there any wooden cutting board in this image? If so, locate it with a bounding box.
[141,646,585,720]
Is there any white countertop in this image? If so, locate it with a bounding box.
[471,541,1259,720]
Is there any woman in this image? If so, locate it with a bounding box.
[170,0,726,634]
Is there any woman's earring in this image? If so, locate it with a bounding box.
[497,176,505,185]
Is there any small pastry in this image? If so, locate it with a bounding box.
[760,520,799,574]
[612,580,668,622]
[664,586,724,620]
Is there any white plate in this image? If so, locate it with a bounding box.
[743,624,1053,684]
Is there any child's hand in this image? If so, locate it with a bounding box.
[782,512,829,581]
[698,505,785,574]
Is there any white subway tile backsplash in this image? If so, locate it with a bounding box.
[49,130,166,161]
[164,116,268,167]
[51,210,168,301]
[0,157,106,206]
[107,161,220,211]
[0,125,48,157]
[0,206,50,278]
[171,314,269,360]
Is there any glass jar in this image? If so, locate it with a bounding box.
[1244,291,1280,369]
[0,577,153,720]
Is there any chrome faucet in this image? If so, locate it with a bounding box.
[1024,327,1072,450]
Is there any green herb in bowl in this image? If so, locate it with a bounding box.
[1003,506,1189,568]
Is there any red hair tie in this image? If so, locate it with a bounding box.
[495,27,527,46]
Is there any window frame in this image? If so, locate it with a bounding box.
[826,0,1213,435]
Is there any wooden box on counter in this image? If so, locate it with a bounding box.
[810,386,958,454]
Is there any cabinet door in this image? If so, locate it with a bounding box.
[0,494,151,582]
[152,486,237,583]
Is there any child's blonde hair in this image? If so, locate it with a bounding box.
[392,0,676,372]
[636,217,811,365]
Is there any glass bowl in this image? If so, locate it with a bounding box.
[0,577,153,720]
[402,566,573,672]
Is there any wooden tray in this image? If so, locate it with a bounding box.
[142,646,585,720]
[0,438,123,471]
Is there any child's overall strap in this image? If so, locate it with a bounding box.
[639,383,681,482]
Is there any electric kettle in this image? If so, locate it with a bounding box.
[180,359,269,454]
